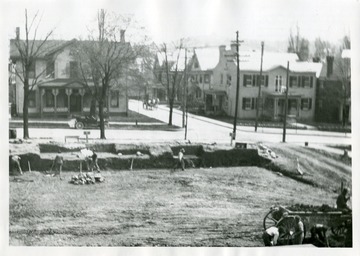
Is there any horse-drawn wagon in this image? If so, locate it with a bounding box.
[263,204,351,245]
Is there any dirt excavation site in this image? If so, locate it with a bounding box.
[9,140,352,247]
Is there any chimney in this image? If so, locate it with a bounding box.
[326,56,334,77]
[15,27,20,40]
[120,30,125,43]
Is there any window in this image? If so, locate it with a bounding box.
[69,61,79,78]
[45,89,54,107]
[220,74,223,85]
[242,97,257,110]
[301,76,312,87]
[243,74,253,87]
[204,74,210,83]
[256,75,268,87]
[110,91,119,107]
[199,75,203,83]
[301,98,312,110]
[29,91,36,108]
[320,81,324,89]
[289,76,298,88]
[275,75,282,92]
[46,60,55,78]
[226,74,232,86]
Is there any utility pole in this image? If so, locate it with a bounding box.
[182,49,187,128]
[255,41,264,132]
[184,49,188,140]
[282,61,290,142]
[231,31,243,146]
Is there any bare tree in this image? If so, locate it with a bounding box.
[314,37,334,61]
[287,26,309,61]
[335,36,351,127]
[74,10,139,139]
[12,9,54,139]
[153,41,185,125]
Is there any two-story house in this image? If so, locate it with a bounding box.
[9,38,127,118]
[189,44,322,121]
[232,54,322,122]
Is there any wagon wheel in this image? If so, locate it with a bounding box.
[276,216,296,245]
[276,216,307,245]
[263,209,282,230]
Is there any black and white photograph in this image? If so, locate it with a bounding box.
[1,0,359,255]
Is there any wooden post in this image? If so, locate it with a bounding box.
[255,41,264,132]
[282,61,290,143]
[84,131,90,143]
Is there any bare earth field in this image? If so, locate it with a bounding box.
[10,166,340,247]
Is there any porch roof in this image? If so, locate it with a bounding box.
[204,90,226,96]
[38,79,93,88]
[263,91,303,98]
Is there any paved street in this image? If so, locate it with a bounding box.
[13,100,351,149]
[128,100,351,146]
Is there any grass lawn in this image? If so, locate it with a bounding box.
[10,166,341,247]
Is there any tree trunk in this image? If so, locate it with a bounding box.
[23,80,30,139]
[90,96,97,116]
[98,99,106,139]
[168,98,173,126]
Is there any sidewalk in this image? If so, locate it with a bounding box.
[9,118,164,127]
[158,105,351,139]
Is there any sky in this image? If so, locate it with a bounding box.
[1,0,358,46]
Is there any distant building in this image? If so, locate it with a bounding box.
[315,54,351,124]
[9,33,129,117]
[189,44,322,121]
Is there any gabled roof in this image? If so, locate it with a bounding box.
[9,39,71,59]
[237,51,322,77]
[156,49,189,71]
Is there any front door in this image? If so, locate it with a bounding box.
[70,89,82,113]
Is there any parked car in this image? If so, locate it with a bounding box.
[68,115,109,129]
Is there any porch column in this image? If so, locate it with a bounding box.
[40,89,45,118]
[79,89,85,114]
[274,98,278,120]
[52,89,59,117]
[65,88,72,116]
[297,98,300,117]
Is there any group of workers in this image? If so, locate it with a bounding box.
[49,149,100,179]
[263,188,351,247]
[10,149,100,180]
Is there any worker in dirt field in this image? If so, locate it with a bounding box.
[292,215,305,244]
[173,148,185,171]
[310,224,329,247]
[262,226,285,246]
[10,155,23,175]
[336,188,351,212]
[91,149,100,173]
[51,149,64,180]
